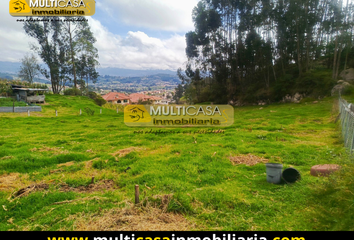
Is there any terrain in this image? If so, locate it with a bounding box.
[0,94,353,231]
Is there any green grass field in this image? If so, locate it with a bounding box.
[0,94,353,231]
[0,98,27,107]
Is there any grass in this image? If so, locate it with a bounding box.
[0,98,27,107]
[0,94,353,231]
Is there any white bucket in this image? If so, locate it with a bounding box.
[266,163,283,184]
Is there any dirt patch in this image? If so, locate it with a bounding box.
[60,179,116,193]
[111,147,144,160]
[57,161,75,167]
[30,146,68,155]
[11,183,49,199]
[0,173,30,192]
[0,156,14,160]
[71,205,194,231]
[229,154,269,166]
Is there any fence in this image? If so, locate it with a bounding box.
[0,106,42,113]
[339,96,354,154]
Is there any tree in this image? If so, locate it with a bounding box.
[173,84,184,104]
[178,0,353,103]
[23,17,99,94]
[62,17,99,89]
[18,53,41,84]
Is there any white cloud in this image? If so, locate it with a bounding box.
[0,2,34,62]
[88,17,187,70]
[0,2,189,70]
[97,0,199,32]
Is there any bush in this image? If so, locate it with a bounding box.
[94,96,106,106]
[86,91,106,106]
[64,88,82,96]
[84,107,95,116]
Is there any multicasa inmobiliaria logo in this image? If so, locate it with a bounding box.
[124,105,234,127]
[9,0,95,17]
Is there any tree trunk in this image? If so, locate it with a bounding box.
[68,23,77,89]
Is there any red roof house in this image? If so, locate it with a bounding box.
[102,92,131,104]
[128,93,162,104]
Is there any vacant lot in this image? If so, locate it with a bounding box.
[0,95,353,231]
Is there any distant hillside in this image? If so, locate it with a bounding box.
[0,61,22,74]
[97,67,177,77]
[0,61,177,77]
[0,61,180,91]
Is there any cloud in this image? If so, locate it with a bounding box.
[0,2,189,70]
[97,0,199,32]
[88,17,187,70]
[0,2,33,62]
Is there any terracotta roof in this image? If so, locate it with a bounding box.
[129,93,162,103]
[102,92,131,101]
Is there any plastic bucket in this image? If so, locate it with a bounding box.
[282,167,301,183]
[265,163,283,184]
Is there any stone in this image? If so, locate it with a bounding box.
[310,164,341,177]
[331,81,351,96]
[339,68,354,82]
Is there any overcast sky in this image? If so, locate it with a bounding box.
[0,0,199,71]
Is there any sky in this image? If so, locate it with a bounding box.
[0,0,200,71]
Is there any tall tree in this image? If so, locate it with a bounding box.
[62,17,99,89]
[23,17,99,94]
[24,17,67,94]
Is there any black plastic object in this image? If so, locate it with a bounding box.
[282,167,301,183]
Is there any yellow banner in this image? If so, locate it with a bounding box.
[124,105,234,127]
[9,0,95,16]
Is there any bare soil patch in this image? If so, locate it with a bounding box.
[30,146,69,154]
[11,183,49,199]
[229,154,269,166]
[60,179,116,193]
[0,173,30,192]
[111,147,144,160]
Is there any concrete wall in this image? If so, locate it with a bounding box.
[27,95,45,103]
[0,106,42,113]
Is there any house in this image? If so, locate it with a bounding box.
[102,92,131,104]
[11,85,48,103]
[128,93,162,104]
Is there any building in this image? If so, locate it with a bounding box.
[128,93,162,104]
[102,92,131,104]
[11,85,48,103]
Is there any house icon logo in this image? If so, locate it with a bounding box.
[9,0,31,13]
[124,105,151,124]
[129,107,146,122]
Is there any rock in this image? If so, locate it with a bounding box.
[292,92,302,103]
[310,164,341,177]
[339,68,354,82]
[258,100,266,106]
[331,81,351,96]
[281,93,303,103]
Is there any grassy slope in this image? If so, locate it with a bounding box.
[0,94,353,231]
[0,98,27,107]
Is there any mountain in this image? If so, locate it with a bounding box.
[0,61,178,77]
[97,67,177,77]
[0,61,22,74]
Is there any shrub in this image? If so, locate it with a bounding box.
[94,96,107,106]
[64,88,82,96]
[84,107,95,116]
[86,91,106,106]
